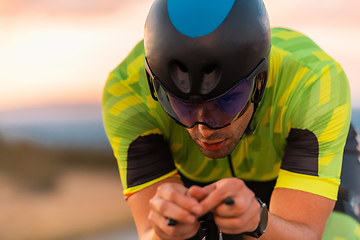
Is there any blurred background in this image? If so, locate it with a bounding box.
[0,0,359,239]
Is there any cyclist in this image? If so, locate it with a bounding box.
[102,0,359,239]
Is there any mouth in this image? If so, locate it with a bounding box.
[198,139,227,151]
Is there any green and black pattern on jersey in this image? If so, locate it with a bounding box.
[102,28,351,200]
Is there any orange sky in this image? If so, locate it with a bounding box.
[1,0,359,111]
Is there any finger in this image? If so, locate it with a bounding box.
[215,198,260,234]
[203,182,217,192]
[170,186,209,226]
[214,196,249,218]
[215,209,260,234]
[149,196,197,224]
[199,189,232,214]
[214,189,256,219]
[187,185,209,202]
[149,210,201,240]
[200,179,246,214]
[157,184,203,215]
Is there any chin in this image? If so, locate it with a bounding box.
[198,145,233,159]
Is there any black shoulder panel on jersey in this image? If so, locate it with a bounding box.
[127,134,176,188]
[281,128,319,176]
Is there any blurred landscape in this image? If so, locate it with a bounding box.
[0,104,137,240]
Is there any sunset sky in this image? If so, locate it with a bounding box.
[1,0,360,111]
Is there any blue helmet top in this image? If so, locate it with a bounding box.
[168,0,235,37]
[144,0,271,101]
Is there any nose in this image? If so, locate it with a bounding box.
[198,123,215,138]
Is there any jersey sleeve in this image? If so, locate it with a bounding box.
[102,40,178,199]
[270,28,351,200]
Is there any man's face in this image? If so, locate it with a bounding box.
[186,103,254,159]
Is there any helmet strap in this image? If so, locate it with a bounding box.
[145,71,158,101]
[246,73,267,135]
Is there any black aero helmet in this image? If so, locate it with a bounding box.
[144,0,271,129]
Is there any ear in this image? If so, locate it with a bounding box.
[251,72,267,104]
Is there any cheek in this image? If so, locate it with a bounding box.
[226,126,242,140]
[186,128,197,139]
[223,115,251,140]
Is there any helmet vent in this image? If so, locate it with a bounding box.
[170,61,190,93]
[201,64,221,94]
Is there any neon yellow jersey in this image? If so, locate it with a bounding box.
[102,28,351,200]
[323,211,360,240]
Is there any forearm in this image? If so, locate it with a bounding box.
[243,213,319,240]
[140,228,161,240]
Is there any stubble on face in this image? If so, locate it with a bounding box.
[186,104,254,159]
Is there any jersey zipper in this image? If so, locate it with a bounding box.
[227,154,236,177]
